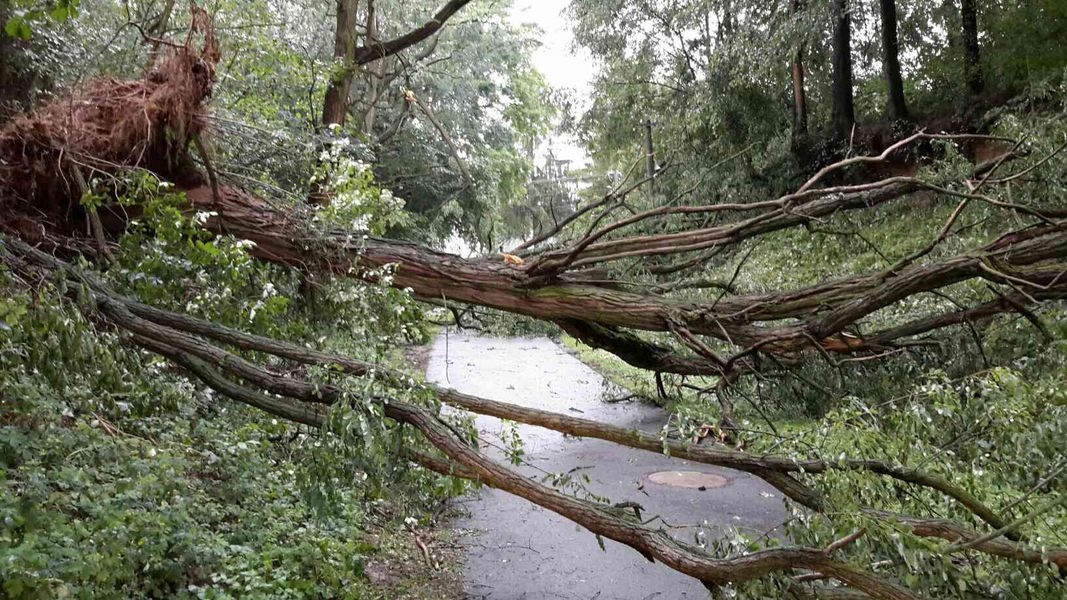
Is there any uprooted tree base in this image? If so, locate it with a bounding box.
[2,21,1066,599]
[0,7,219,231]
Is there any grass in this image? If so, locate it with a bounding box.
[558,334,658,401]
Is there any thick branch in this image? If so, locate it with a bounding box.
[557,319,725,376]
[188,185,1067,358]
[1,237,1031,537]
[865,510,1066,568]
[352,0,472,65]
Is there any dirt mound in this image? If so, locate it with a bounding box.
[0,5,218,239]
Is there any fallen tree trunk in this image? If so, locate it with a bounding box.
[4,237,1028,538]
[3,32,1065,379]
[187,183,1067,359]
[2,14,1064,598]
[8,236,1063,596]
[0,238,923,599]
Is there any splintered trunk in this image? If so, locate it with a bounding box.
[831,0,855,142]
[321,0,360,128]
[879,0,911,121]
[961,0,983,95]
[790,0,808,141]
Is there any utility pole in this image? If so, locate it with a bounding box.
[643,119,656,200]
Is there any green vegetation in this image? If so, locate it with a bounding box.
[1,0,1065,598]
[1,167,463,598]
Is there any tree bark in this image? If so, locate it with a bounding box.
[176,181,1067,367]
[2,14,1064,593]
[321,0,360,129]
[793,16,806,139]
[6,36,1067,391]
[831,0,855,142]
[879,0,911,121]
[864,511,1067,568]
[961,0,983,96]
[15,237,1060,598]
[316,0,471,206]
[716,0,735,43]
[643,119,656,199]
[361,0,380,135]
[320,0,473,129]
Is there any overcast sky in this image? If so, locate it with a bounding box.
[508,0,595,166]
[509,1,594,93]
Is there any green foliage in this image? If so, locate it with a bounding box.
[5,1,1067,597]
[25,0,554,248]
[0,170,469,597]
[0,276,369,599]
[731,366,1067,599]
[3,0,79,40]
[359,1,555,246]
[312,136,412,237]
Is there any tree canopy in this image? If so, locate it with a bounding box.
[1,1,1065,598]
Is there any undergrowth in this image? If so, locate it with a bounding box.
[0,165,470,599]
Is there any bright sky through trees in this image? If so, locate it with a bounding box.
[510,0,593,166]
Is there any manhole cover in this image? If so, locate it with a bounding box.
[648,471,728,489]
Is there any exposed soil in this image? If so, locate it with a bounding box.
[363,517,465,600]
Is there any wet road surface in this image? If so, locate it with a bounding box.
[425,332,788,600]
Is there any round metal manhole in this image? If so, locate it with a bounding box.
[648,471,729,489]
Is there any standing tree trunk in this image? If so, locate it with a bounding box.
[831,0,855,142]
[322,0,360,129]
[879,0,911,121]
[362,1,386,136]
[313,0,360,208]
[961,0,983,96]
[790,0,809,144]
[145,0,177,66]
[718,0,735,43]
[643,119,656,200]
[0,1,47,122]
[324,0,473,129]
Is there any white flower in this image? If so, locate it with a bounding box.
[193,211,218,225]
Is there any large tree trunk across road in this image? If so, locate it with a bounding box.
[2,13,1066,594]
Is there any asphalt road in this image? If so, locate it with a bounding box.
[425,332,788,600]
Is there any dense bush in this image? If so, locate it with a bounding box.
[0,166,463,598]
